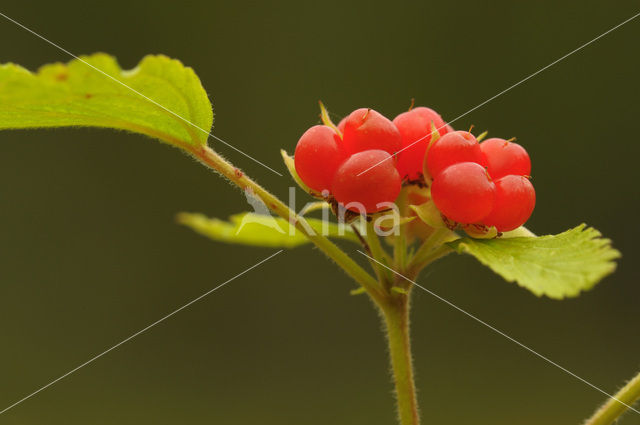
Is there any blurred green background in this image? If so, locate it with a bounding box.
[1,1,639,424]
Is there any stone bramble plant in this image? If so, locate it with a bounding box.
[0,53,637,425]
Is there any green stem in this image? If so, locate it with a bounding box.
[381,297,420,425]
[407,227,454,272]
[187,144,385,303]
[190,143,423,425]
[394,188,409,270]
[366,221,392,284]
[407,244,453,277]
[584,369,640,425]
[366,221,391,263]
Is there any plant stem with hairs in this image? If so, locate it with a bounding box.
[186,143,425,424]
[382,296,420,425]
[584,370,640,425]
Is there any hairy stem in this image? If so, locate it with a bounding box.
[189,143,423,425]
[366,221,392,285]
[187,144,385,303]
[394,188,409,270]
[584,369,640,425]
[407,244,453,277]
[382,297,420,425]
[407,227,455,273]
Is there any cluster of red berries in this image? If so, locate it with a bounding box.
[295,107,447,212]
[428,133,535,232]
[294,105,535,232]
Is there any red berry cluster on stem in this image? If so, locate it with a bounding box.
[294,104,535,232]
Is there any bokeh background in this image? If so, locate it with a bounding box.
[1,1,639,424]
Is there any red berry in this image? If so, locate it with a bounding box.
[294,125,346,193]
[393,107,450,181]
[332,150,401,213]
[424,131,485,179]
[342,108,402,155]
[483,175,536,232]
[430,162,495,224]
[480,138,531,179]
[337,117,346,135]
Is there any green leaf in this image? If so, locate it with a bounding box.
[449,224,621,299]
[0,53,212,148]
[177,212,360,249]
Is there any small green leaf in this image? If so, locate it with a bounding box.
[449,224,621,299]
[410,200,445,228]
[0,53,212,148]
[391,286,409,295]
[177,212,359,249]
[350,287,367,296]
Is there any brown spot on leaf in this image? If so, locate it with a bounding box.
[56,73,68,81]
[85,93,93,99]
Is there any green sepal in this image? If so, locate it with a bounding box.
[462,224,498,239]
[280,149,320,197]
[300,201,331,216]
[318,100,342,138]
[422,122,442,182]
[501,226,536,238]
[409,200,445,229]
[369,209,416,230]
[350,287,367,296]
[391,287,409,295]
